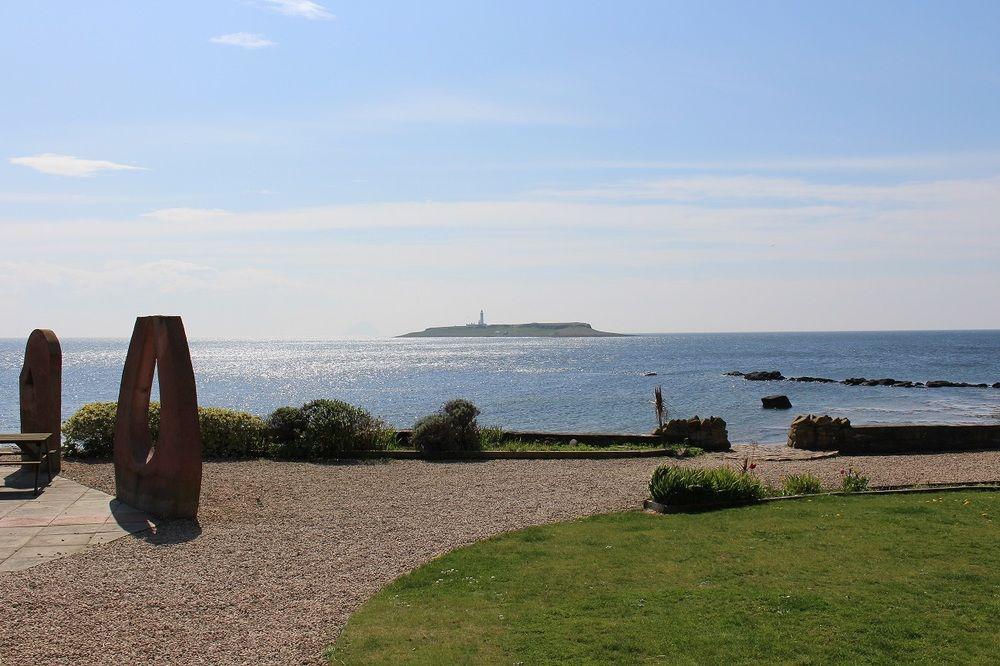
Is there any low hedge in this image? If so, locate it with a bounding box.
[62,399,393,460]
[63,401,160,457]
[199,407,270,458]
[649,466,769,506]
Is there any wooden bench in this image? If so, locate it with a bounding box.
[0,433,54,495]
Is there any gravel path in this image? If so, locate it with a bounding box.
[3,451,1000,665]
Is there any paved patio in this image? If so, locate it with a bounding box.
[0,470,156,572]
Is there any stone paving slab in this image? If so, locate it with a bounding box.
[0,471,158,572]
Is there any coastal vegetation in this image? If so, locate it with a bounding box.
[649,465,769,506]
[63,400,394,460]
[410,399,483,454]
[647,465,873,508]
[63,398,689,460]
[781,472,824,495]
[330,492,1000,664]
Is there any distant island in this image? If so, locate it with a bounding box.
[399,320,628,338]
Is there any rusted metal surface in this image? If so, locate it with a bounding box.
[19,329,62,475]
[113,316,202,519]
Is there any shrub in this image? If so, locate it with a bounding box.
[273,399,394,459]
[63,401,160,457]
[649,466,768,506]
[267,406,308,453]
[782,473,823,496]
[411,399,482,455]
[840,468,870,493]
[199,407,270,458]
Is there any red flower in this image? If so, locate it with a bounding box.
[749,463,757,470]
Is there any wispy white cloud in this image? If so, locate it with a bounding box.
[9,153,147,178]
[254,0,333,20]
[210,33,276,49]
[141,208,233,222]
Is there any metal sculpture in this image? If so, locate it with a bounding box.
[19,329,62,475]
[113,316,202,519]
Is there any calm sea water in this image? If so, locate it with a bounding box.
[1,331,999,444]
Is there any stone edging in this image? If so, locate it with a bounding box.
[354,447,697,461]
[643,482,1000,514]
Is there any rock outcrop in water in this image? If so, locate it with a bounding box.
[761,395,792,409]
[727,370,998,389]
[743,370,785,381]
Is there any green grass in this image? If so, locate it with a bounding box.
[329,492,999,665]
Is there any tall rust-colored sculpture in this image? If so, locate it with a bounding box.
[114,316,202,519]
[19,329,62,475]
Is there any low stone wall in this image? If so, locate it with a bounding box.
[396,417,732,452]
[788,414,1000,454]
[653,416,730,452]
[394,429,666,447]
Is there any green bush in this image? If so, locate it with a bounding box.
[63,401,160,457]
[649,465,768,506]
[63,398,392,460]
[199,407,270,458]
[840,468,870,493]
[273,399,394,459]
[781,473,823,496]
[267,406,308,453]
[411,399,482,455]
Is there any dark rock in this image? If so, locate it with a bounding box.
[973,383,988,388]
[926,380,962,388]
[761,395,792,409]
[891,381,914,388]
[643,372,657,377]
[723,371,745,377]
[993,382,1000,389]
[744,370,785,381]
[842,377,868,386]
[790,376,837,383]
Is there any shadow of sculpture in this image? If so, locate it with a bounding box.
[106,497,203,545]
[113,316,202,520]
[19,329,62,476]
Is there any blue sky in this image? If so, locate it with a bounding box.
[1,0,999,336]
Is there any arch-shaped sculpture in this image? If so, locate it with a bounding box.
[19,329,62,475]
[113,316,202,519]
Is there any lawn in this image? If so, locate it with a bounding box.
[329,492,999,664]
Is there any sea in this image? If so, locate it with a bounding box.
[1,330,999,445]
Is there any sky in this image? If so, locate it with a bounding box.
[1,0,999,337]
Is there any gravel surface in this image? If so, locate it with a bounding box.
[3,451,1000,665]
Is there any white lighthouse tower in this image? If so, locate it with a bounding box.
[478,310,486,326]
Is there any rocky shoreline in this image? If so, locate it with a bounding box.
[726,370,1000,389]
